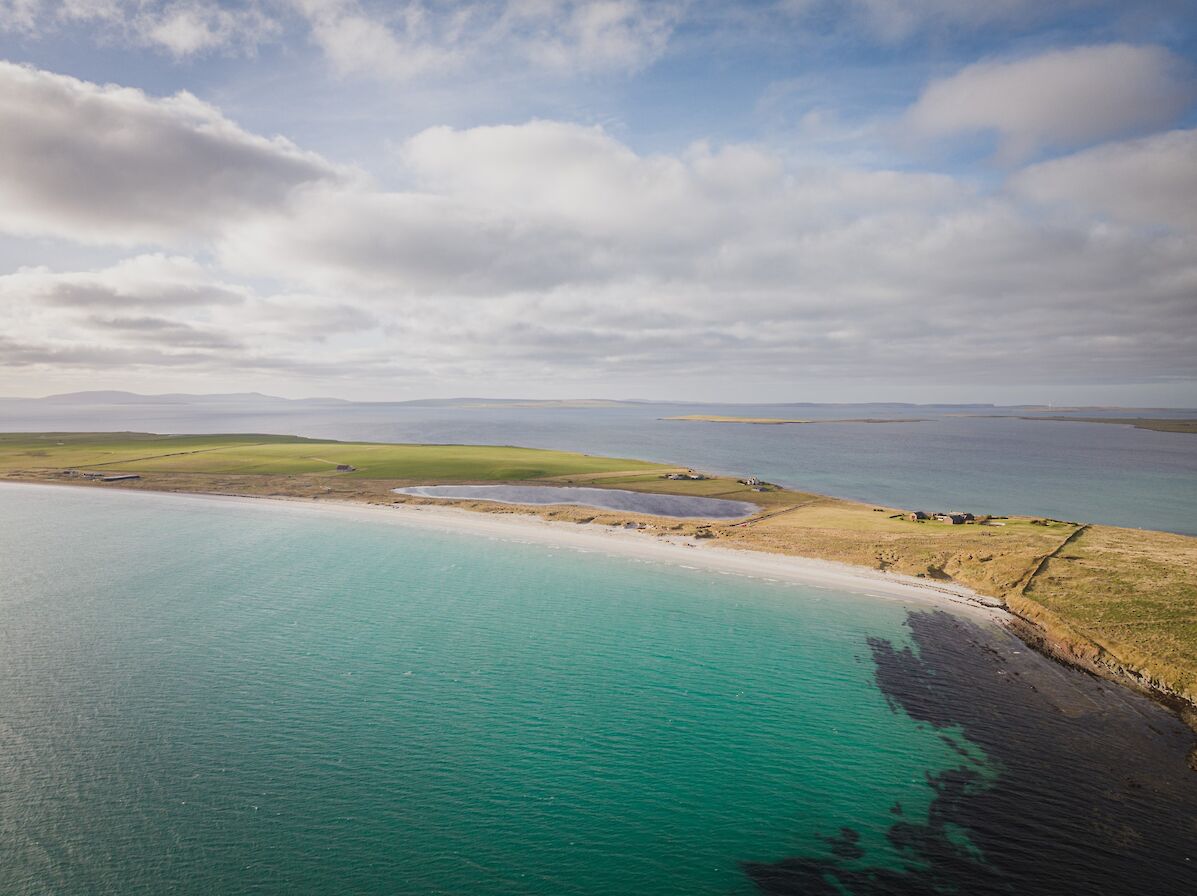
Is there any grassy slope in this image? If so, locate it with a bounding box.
[1012,526,1197,698]
[0,433,666,481]
[718,499,1196,700]
[3,432,1194,704]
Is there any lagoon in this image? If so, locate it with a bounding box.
[393,483,759,518]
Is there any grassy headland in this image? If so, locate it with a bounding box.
[3,431,1194,720]
[0,432,665,480]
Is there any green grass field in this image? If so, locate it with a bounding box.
[0,433,668,481]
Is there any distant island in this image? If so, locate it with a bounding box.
[2,430,1194,737]
[663,415,927,425]
[1022,416,1197,434]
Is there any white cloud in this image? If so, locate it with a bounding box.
[0,254,250,308]
[219,186,604,295]
[505,0,681,73]
[1,66,1193,395]
[222,120,971,296]
[906,44,1195,161]
[0,0,41,31]
[0,254,384,379]
[0,62,339,245]
[1011,128,1197,235]
[774,0,1097,45]
[203,119,1195,393]
[842,0,1049,43]
[0,1,681,77]
[292,0,462,80]
[0,1,278,57]
[400,122,742,243]
[135,2,279,57]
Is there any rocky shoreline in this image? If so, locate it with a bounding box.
[1002,612,1197,762]
[747,609,1197,894]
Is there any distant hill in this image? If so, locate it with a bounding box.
[1,392,1191,417]
[1,392,644,410]
[6,391,353,407]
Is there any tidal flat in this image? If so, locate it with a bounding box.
[393,483,760,518]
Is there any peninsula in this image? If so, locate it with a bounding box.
[1021,416,1197,434]
[2,431,1194,729]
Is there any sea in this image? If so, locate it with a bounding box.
[3,397,1195,534]
[1,483,1194,896]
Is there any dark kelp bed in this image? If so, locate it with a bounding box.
[743,611,1197,896]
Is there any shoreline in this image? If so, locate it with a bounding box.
[6,478,1195,749]
[2,479,1006,622]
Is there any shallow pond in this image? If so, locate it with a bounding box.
[393,484,759,518]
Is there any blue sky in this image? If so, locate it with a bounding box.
[0,1,1195,403]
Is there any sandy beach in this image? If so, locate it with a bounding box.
[155,487,1006,621]
[0,480,1006,619]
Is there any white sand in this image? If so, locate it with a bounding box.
[204,492,1008,621]
[3,481,1008,620]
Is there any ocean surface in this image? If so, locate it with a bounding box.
[3,397,1194,534]
[2,483,1194,895]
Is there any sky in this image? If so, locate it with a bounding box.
[0,1,1195,405]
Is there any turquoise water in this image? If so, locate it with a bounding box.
[0,484,980,895]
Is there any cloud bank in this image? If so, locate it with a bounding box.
[1,0,681,76]
[0,50,1193,400]
[0,62,338,245]
[907,44,1194,162]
